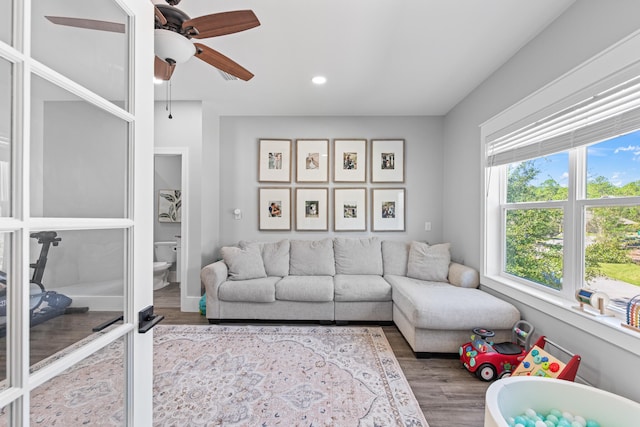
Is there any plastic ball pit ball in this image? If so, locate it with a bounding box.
[507,408,601,427]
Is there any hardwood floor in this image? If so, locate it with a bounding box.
[1,285,489,427]
[155,284,490,427]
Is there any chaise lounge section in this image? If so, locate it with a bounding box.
[201,237,520,354]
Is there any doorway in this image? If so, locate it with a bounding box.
[154,149,188,311]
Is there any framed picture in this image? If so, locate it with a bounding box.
[158,189,182,223]
[295,188,328,231]
[371,139,405,182]
[371,188,405,231]
[259,187,291,230]
[333,139,366,182]
[334,188,366,231]
[259,139,292,182]
[296,139,329,182]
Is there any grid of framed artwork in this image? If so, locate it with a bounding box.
[258,138,406,231]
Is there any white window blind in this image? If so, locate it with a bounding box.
[486,75,640,166]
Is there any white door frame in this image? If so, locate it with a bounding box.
[154,147,189,311]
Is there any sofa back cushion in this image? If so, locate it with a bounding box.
[407,241,450,282]
[220,245,267,281]
[334,237,383,275]
[381,240,411,276]
[289,238,335,276]
[240,239,290,277]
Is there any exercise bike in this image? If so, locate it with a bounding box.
[0,231,72,336]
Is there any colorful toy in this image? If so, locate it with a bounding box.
[511,335,581,381]
[459,320,535,381]
[622,293,640,333]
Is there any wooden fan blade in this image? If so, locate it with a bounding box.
[194,43,254,81]
[183,10,260,39]
[45,16,125,33]
[154,5,168,26]
[155,56,176,81]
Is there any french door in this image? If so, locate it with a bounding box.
[0,0,154,425]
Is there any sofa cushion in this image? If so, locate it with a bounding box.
[334,237,383,275]
[276,276,334,302]
[407,242,450,282]
[240,239,290,277]
[289,239,335,276]
[220,245,267,281]
[218,277,279,302]
[389,275,520,330]
[382,240,411,276]
[334,274,391,302]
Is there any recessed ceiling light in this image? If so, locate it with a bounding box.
[312,76,327,85]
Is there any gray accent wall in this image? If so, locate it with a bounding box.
[217,116,444,258]
[442,0,640,402]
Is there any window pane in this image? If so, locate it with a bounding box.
[29,229,125,372]
[507,153,569,203]
[585,206,640,309]
[505,208,564,290]
[30,75,128,218]
[0,58,11,217]
[30,336,125,425]
[31,0,129,110]
[587,130,640,198]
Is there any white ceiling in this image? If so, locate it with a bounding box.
[153,0,575,116]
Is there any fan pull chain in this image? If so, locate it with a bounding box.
[166,80,173,119]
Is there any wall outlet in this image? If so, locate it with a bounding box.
[424,221,431,231]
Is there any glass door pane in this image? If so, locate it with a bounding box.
[30,336,126,425]
[0,1,11,45]
[0,233,11,393]
[31,0,129,110]
[0,57,11,218]
[28,229,126,372]
[30,75,128,219]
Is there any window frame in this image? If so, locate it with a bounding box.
[481,29,640,353]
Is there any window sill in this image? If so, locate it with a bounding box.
[481,274,640,356]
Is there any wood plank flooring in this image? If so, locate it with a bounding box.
[156,284,490,427]
[1,284,490,427]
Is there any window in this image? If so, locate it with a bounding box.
[485,74,640,314]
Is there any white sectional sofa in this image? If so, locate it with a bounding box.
[200,237,520,354]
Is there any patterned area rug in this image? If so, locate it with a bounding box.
[27,325,429,426]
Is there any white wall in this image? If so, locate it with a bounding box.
[443,0,640,402]
[154,101,202,309]
[213,116,443,262]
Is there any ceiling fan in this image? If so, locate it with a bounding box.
[45,0,260,82]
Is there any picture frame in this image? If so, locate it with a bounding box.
[258,139,292,182]
[158,189,182,223]
[295,187,328,231]
[296,139,329,182]
[333,188,367,231]
[371,188,405,231]
[371,139,405,182]
[333,139,367,182]
[259,187,291,230]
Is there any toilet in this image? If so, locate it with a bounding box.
[154,241,177,290]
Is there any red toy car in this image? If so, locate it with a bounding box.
[459,320,534,381]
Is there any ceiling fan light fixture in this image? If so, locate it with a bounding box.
[154,28,195,64]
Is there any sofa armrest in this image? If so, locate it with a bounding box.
[448,262,479,288]
[201,260,228,318]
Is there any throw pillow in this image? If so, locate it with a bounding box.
[220,245,267,281]
[289,238,335,276]
[407,241,451,282]
[240,239,290,277]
